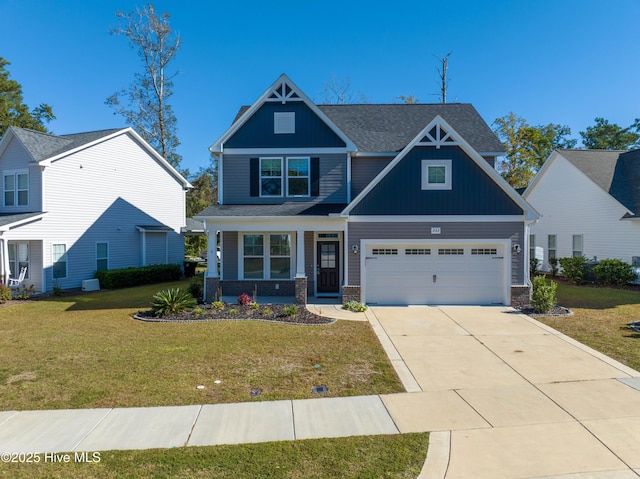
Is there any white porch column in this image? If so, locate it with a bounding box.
[0,238,9,284]
[206,229,219,279]
[295,230,305,278]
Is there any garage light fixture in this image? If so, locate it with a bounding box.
[352,244,359,254]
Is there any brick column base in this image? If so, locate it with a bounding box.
[341,285,361,304]
[205,277,220,303]
[295,277,307,305]
[511,285,531,309]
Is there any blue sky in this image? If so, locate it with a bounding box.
[2,0,639,176]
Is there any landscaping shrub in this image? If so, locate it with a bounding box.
[530,257,540,277]
[530,276,558,313]
[0,284,11,303]
[283,305,298,317]
[14,284,35,300]
[95,264,182,289]
[593,259,637,285]
[188,274,204,300]
[150,288,197,317]
[559,256,587,284]
[237,292,253,306]
[343,301,368,312]
[212,301,224,310]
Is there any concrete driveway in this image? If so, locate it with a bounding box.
[367,306,640,479]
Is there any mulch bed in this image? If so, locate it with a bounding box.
[519,305,573,317]
[134,303,336,325]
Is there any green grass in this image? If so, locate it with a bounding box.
[536,283,640,372]
[0,433,429,479]
[0,280,403,410]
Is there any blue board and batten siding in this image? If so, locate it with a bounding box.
[222,154,348,204]
[225,102,346,149]
[351,146,523,216]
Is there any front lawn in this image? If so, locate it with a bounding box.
[536,283,640,372]
[0,281,403,410]
[0,433,430,479]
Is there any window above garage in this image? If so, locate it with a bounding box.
[421,159,452,190]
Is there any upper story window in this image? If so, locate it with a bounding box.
[421,160,452,190]
[274,112,295,134]
[3,169,29,206]
[287,157,310,196]
[260,158,283,196]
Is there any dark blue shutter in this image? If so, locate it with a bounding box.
[250,158,259,197]
[310,157,320,197]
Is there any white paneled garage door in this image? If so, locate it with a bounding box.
[364,242,506,305]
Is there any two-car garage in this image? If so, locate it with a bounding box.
[362,241,509,305]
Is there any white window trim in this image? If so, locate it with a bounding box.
[548,234,557,260]
[421,159,452,190]
[3,169,29,207]
[52,243,68,280]
[286,157,310,197]
[274,112,295,134]
[8,242,30,279]
[259,157,284,197]
[96,242,109,272]
[239,232,294,280]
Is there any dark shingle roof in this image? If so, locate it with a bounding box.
[233,103,504,154]
[196,203,347,217]
[559,149,640,216]
[9,127,123,162]
[0,212,45,228]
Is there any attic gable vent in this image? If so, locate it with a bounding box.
[274,112,295,134]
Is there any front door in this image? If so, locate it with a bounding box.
[317,241,340,294]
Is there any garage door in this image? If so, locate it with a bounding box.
[364,243,505,305]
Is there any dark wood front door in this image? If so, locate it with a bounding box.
[317,241,339,294]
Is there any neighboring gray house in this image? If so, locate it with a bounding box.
[524,148,640,270]
[0,127,191,292]
[197,74,538,305]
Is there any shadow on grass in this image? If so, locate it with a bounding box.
[557,283,640,310]
[58,280,190,311]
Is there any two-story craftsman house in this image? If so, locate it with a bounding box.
[197,74,538,305]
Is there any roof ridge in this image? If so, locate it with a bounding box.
[60,127,125,138]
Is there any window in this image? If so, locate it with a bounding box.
[421,160,452,190]
[260,158,283,196]
[529,234,536,260]
[243,235,264,279]
[405,248,431,255]
[438,248,464,255]
[96,242,109,271]
[3,170,28,206]
[269,234,291,279]
[548,235,557,260]
[274,112,295,134]
[572,235,583,258]
[52,244,68,279]
[8,242,29,279]
[471,248,497,255]
[372,248,398,255]
[287,158,309,196]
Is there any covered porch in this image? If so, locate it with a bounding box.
[195,204,348,304]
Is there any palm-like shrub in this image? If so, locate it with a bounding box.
[151,288,197,317]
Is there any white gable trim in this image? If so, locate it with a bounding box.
[209,74,357,153]
[341,115,538,220]
[0,127,38,163]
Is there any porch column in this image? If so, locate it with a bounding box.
[0,238,9,285]
[295,230,305,278]
[205,228,219,303]
[295,230,307,304]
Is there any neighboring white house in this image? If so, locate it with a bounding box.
[523,148,640,271]
[0,127,191,292]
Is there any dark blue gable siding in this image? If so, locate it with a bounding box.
[225,102,346,149]
[351,146,523,215]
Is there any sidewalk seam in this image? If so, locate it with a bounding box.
[71,408,113,452]
[184,405,203,447]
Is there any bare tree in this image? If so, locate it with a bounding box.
[106,3,182,167]
[320,76,369,104]
[434,51,452,103]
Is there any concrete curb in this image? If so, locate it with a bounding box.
[418,431,450,479]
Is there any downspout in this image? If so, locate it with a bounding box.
[524,217,539,296]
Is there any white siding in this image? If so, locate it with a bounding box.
[527,156,640,269]
[3,132,186,291]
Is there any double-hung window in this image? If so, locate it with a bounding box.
[52,244,68,279]
[287,157,309,196]
[548,235,557,260]
[96,242,109,271]
[242,233,292,280]
[572,235,583,258]
[3,170,28,206]
[260,158,283,196]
